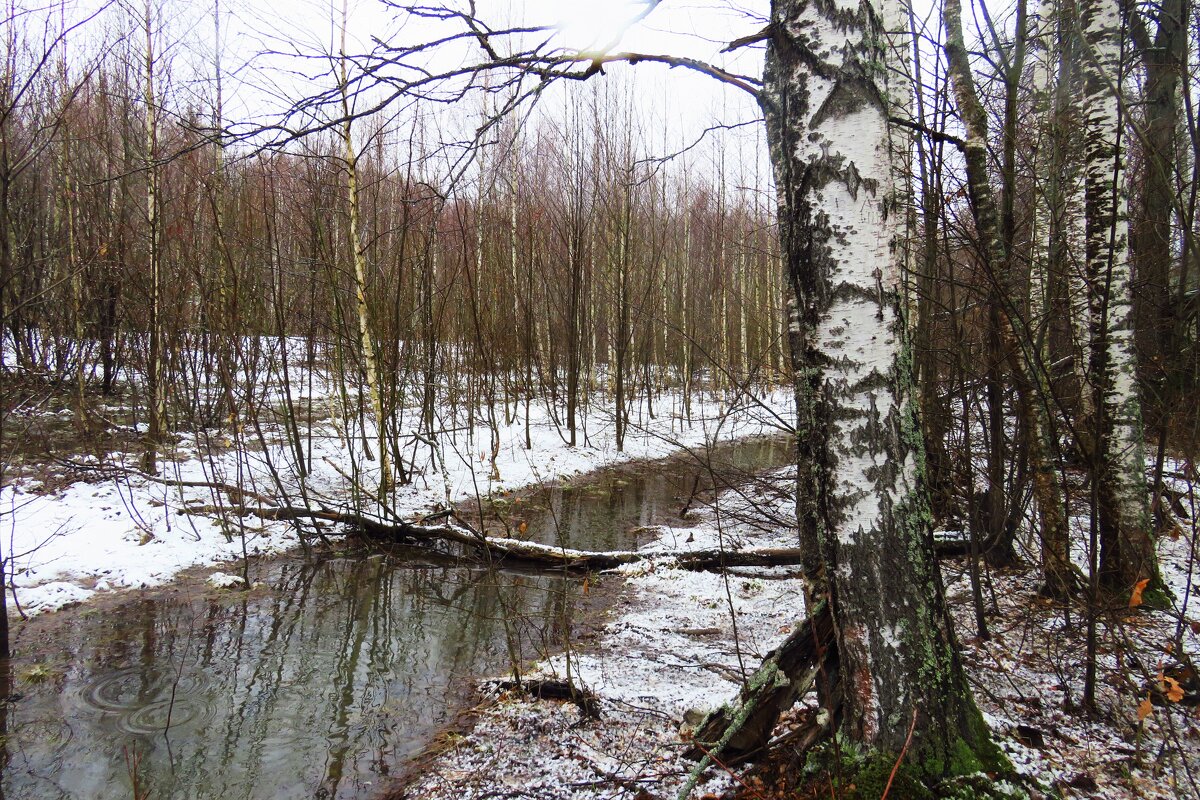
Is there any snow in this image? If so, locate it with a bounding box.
[0,385,794,616]
[206,571,247,588]
[406,458,1200,799]
[405,465,803,799]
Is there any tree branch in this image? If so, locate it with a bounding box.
[888,115,966,150]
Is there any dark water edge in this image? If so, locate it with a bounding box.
[0,436,790,800]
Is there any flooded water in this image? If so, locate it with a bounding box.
[472,436,792,552]
[1,436,789,800]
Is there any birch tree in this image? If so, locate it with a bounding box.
[1029,0,1082,597]
[138,0,165,474]
[323,1,1010,786]
[943,0,1074,594]
[1079,0,1161,594]
[760,0,1004,779]
[338,0,392,499]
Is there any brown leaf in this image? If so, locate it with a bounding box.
[1163,676,1186,703]
[1130,578,1151,608]
[1138,695,1154,722]
[518,521,528,534]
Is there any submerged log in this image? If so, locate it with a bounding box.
[182,503,811,573]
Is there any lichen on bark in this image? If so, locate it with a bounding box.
[763,0,1012,785]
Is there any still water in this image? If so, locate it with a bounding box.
[1,437,789,799]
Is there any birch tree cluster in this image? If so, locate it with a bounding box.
[1,0,1200,787]
[905,0,1195,598]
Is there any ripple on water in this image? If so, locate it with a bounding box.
[78,667,215,734]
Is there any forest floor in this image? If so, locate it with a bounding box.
[5,373,1199,799]
[389,463,1200,800]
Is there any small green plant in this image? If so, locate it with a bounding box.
[20,663,56,685]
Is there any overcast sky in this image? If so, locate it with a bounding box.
[36,0,954,193]
[154,0,773,180]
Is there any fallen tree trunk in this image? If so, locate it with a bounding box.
[182,503,811,572]
[684,601,836,766]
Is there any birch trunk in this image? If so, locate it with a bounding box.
[1028,0,1074,596]
[339,3,391,499]
[1079,0,1160,592]
[58,83,84,422]
[945,0,1072,589]
[140,0,165,475]
[766,0,1001,771]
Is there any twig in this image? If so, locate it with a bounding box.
[879,707,918,800]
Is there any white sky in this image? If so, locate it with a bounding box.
[105,1,751,166]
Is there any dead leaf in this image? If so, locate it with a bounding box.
[518,521,528,534]
[1162,676,1186,703]
[1138,694,1154,722]
[1130,578,1151,608]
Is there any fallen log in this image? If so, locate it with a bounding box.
[182,503,811,573]
[675,602,837,800]
[683,601,836,766]
[489,679,602,718]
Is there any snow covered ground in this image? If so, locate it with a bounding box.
[400,463,803,800]
[0,385,794,616]
[400,465,1200,800]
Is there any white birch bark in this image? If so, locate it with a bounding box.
[766,0,998,764]
[1079,0,1158,588]
[140,0,165,475]
[339,2,391,499]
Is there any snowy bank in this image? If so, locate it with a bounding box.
[1,388,794,615]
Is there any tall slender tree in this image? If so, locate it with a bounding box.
[1079,0,1161,593]
[764,0,1004,777]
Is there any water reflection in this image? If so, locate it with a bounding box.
[6,561,568,799]
[2,436,790,799]
[510,437,791,550]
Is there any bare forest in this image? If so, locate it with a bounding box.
[1,0,1199,798]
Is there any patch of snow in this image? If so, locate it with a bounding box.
[0,386,795,615]
[206,571,247,589]
[15,581,94,615]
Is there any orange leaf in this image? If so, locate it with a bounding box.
[1130,578,1151,608]
[518,521,528,534]
[1163,676,1186,703]
[582,576,589,594]
[1138,695,1154,722]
